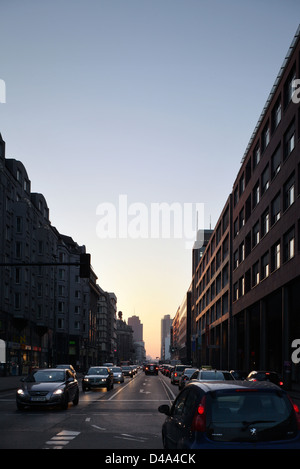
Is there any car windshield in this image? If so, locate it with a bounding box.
[28,370,65,382]
[207,390,296,442]
[112,367,122,372]
[87,367,108,375]
[122,366,130,370]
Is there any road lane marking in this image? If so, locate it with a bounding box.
[43,430,80,449]
[91,424,106,431]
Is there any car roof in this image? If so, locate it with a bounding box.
[186,380,283,393]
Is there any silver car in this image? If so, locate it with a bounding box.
[111,366,124,383]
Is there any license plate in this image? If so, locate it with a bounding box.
[31,396,46,402]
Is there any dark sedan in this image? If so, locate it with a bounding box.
[145,364,159,375]
[159,380,300,449]
[82,366,114,391]
[16,368,79,410]
[189,369,234,381]
[246,370,284,387]
[121,366,134,378]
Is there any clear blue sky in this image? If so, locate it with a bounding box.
[1,0,299,358]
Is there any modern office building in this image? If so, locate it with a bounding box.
[231,26,300,387]
[188,26,300,387]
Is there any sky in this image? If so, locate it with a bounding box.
[0,0,299,359]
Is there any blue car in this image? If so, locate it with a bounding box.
[158,380,300,449]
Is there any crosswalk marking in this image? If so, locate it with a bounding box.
[44,430,80,449]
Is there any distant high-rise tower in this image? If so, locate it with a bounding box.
[161,314,172,361]
[128,315,143,342]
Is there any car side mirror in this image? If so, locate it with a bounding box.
[158,404,170,416]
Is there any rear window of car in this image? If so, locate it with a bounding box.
[206,390,297,442]
[200,371,233,380]
[175,366,187,372]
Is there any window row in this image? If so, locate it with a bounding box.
[233,169,297,268]
[234,119,297,236]
[234,90,296,208]
[233,224,297,301]
[196,291,229,331]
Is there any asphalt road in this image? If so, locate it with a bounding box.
[0,370,177,450]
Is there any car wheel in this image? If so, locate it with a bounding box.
[73,389,79,405]
[16,402,25,411]
[61,393,69,410]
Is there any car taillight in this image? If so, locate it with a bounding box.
[288,396,300,430]
[279,381,284,386]
[191,396,206,432]
[174,372,177,377]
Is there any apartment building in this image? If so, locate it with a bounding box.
[0,133,116,373]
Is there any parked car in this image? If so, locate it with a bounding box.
[56,364,77,379]
[190,369,234,381]
[16,368,79,410]
[158,380,300,449]
[111,366,124,383]
[178,368,199,390]
[121,366,134,378]
[145,363,159,375]
[246,370,284,387]
[82,366,114,391]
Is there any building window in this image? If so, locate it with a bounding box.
[284,65,296,108]
[261,252,269,280]
[234,187,239,207]
[14,292,21,309]
[271,96,282,132]
[284,120,295,160]
[57,318,64,329]
[239,241,245,263]
[233,282,239,301]
[261,164,269,195]
[239,276,245,297]
[271,145,281,179]
[261,121,270,152]
[233,249,239,269]
[239,174,245,196]
[16,216,22,233]
[252,261,260,287]
[15,241,22,258]
[234,218,239,237]
[253,181,260,208]
[271,241,281,272]
[239,207,245,229]
[283,226,295,262]
[261,209,270,237]
[253,143,260,169]
[252,221,260,247]
[283,172,295,211]
[271,192,281,225]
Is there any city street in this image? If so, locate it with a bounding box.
[0,370,177,450]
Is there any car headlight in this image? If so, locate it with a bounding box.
[17,389,25,396]
[53,389,64,395]
[83,378,89,381]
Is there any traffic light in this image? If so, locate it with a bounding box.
[80,253,90,278]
